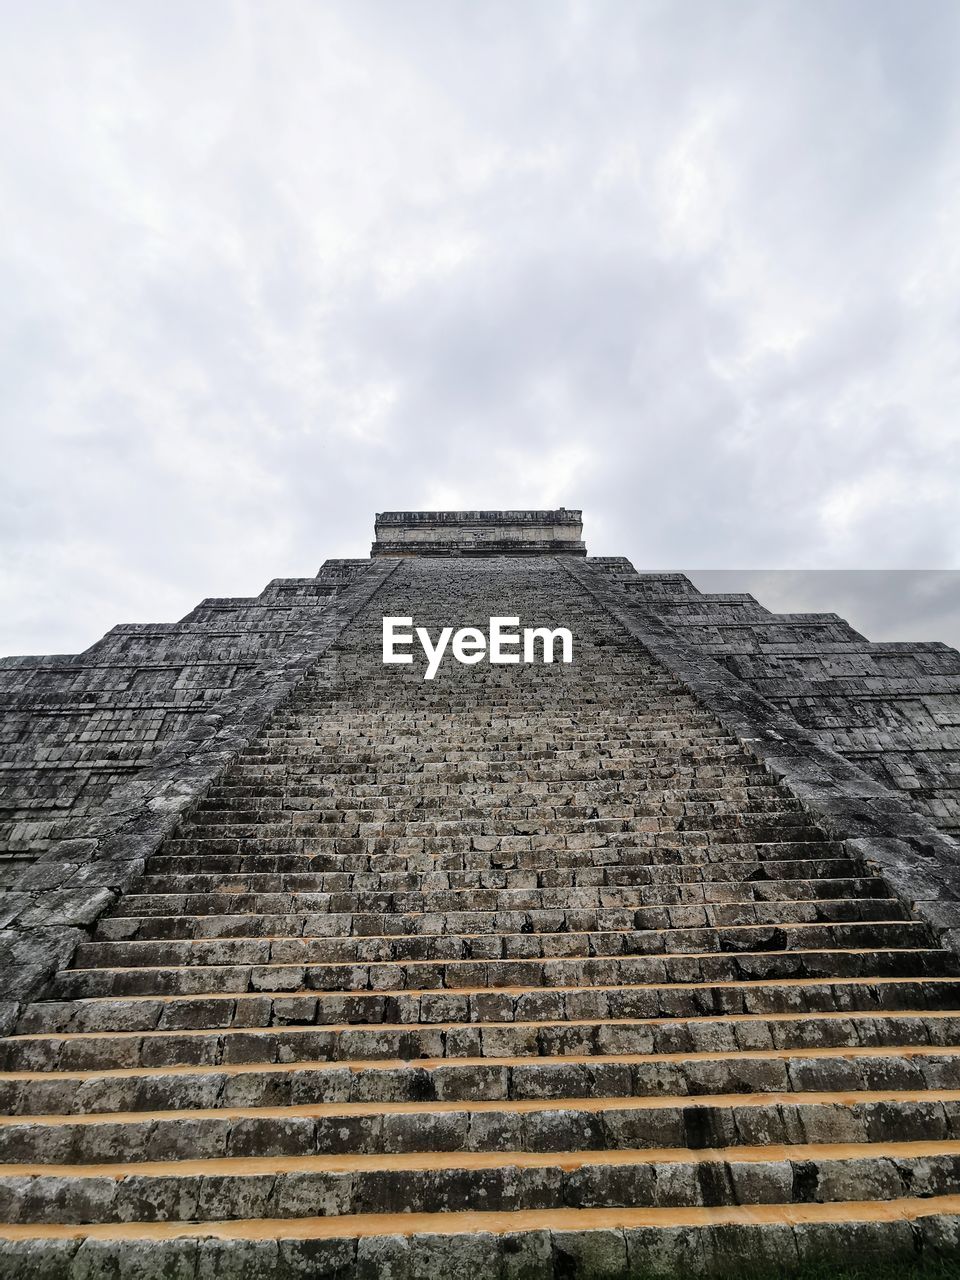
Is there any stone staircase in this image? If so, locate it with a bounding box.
[2,557,960,1276]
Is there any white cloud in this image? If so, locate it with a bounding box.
[2,0,960,654]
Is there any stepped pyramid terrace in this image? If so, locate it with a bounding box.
[3,510,960,1276]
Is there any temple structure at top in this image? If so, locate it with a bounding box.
[371,508,587,556]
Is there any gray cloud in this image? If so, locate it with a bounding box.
[2,1,960,655]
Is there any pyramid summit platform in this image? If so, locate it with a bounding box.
[2,512,960,1276]
[370,508,588,557]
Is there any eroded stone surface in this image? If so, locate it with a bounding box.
[2,514,960,1273]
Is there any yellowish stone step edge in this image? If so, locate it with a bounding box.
[1,1193,957,1242]
[5,1137,960,1180]
[4,1087,959,1129]
[3,1042,960,1082]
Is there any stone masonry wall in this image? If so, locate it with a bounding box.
[0,558,399,1006]
[590,561,960,839]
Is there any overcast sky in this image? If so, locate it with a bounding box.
[2,1,960,657]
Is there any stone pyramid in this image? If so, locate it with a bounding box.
[2,510,960,1276]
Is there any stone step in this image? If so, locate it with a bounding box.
[213,765,788,788]
[188,797,805,825]
[4,1088,960,1165]
[8,1008,960,1077]
[68,934,938,991]
[146,849,852,882]
[18,968,960,1039]
[5,1039,960,1110]
[224,752,760,776]
[88,901,901,952]
[254,709,720,731]
[141,852,858,882]
[123,877,888,908]
[97,896,908,935]
[66,934,941,984]
[237,720,735,737]
[248,708,725,726]
[200,780,786,806]
[233,730,737,759]
[158,831,837,852]
[215,751,773,776]
[189,799,806,821]
[216,755,773,778]
[80,919,928,962]
[0,1197,956,1277]
[206,778,780,806]
[4,1141,960,1224]
[3,998,957,1090]
[216,759,776,784]
[176,814,825,841]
